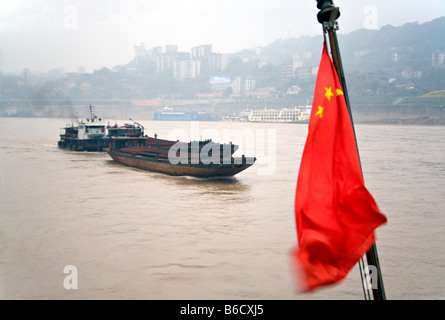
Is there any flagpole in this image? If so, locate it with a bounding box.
[315,0,386,300]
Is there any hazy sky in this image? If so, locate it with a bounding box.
[0,0,444,74]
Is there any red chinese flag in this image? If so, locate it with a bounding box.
[292,44,387,292]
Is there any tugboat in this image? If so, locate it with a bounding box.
[58,105,108,151]
[107,134,256,178]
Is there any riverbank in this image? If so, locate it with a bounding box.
[1,100,445,125]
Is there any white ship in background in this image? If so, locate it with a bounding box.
[247,106,311,123]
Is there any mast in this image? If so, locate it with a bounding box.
[88,104,99,122]
[315,0,386,300]
[89,104,94,122]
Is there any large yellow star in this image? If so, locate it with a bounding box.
[315,106,325,118]
[325,87,334,100]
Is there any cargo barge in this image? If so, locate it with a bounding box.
[107,136,256,178]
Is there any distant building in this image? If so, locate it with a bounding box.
[294,66,313,81]
[134,99,161,106]
[401,69,422,79]
[247,87,278,99]
[192,45,227,73]
[146,45,191,74]
[281,60,305,82]
[63,82,76,96]
[135,43,227,76]
[207,53,228,73]
[155,55,176,74]
[196,92,223,99]
[151,46,163,56]
[173,60,200,81]
[281,63,294,82]
[231,77,256,94]
[209,75,231,92]
[366,70,389,82]
[287,85,302,95]
[391,79,416,90]
[79,83,92,96]
[432,51,445,69]
[191,45,212,58]
[22,68,32,86]
[165,44,178,54]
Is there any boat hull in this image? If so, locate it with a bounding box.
[58,137,108,151]
[108,150,254,177]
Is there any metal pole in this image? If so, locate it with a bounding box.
[315,0,386,300]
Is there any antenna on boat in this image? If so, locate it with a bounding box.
[129,118,144,130]
[88,104,94,121]
[87,104,99,122]
[130,118,145,136]
[316,0,386,300]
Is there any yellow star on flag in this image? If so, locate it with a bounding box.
[315,106,325,118]
[325,87,334,100]
[336,89,344,96]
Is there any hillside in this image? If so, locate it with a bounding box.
[257,17,445,73]
[1,17,444,115]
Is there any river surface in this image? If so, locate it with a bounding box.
[1,117,444,300]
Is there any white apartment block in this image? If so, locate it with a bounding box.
[173,60,201,81]
[432,51,445,68]
[231,77,256,94]
[191,45,212,58]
